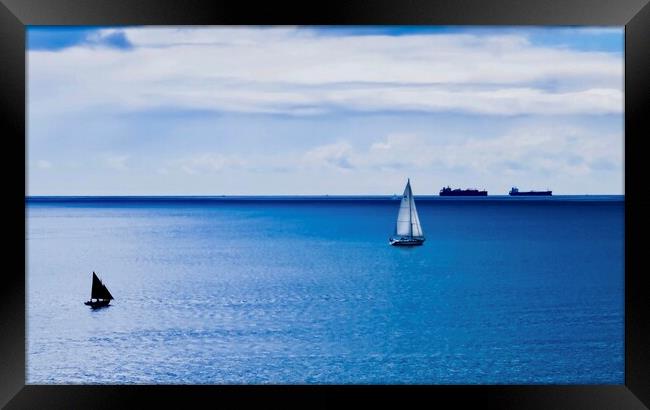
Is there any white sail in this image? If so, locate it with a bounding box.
[410,191,423,237]
[395,185,412,236]
[395,179,424,238]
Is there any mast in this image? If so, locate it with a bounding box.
[408,179,413,237]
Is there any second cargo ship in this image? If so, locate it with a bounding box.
[509,187,552,196]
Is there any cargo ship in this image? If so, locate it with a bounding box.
[439,186,487,196]
[509,187,552,196]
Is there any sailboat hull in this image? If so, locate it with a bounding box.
[389,237,425,246]
[84,299,111,309]
[390,179,425,247]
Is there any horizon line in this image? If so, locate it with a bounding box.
[25,194,625,198]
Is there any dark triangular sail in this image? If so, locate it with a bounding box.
[91,272,114,300]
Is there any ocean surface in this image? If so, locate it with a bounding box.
[26,196,624,384]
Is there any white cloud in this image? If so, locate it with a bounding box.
[153,123,621,194]
[165,124,621,179]
[26,28,624,195]
[302,142,355,170]
[28,27,623,117]
[297,126,622,181]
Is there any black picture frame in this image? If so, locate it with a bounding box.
[2,0,649,408]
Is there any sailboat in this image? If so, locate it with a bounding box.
[389,179,425,246]
[84,271,114,308]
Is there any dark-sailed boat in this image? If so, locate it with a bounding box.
[84,271,114,308]
[389,179,425,246]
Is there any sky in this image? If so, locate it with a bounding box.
[26,26,624,195]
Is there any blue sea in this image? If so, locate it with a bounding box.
[26,196,624,384]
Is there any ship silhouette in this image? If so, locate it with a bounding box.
[439,186,487,196]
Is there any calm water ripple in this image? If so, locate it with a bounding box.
[27,198,624,384]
